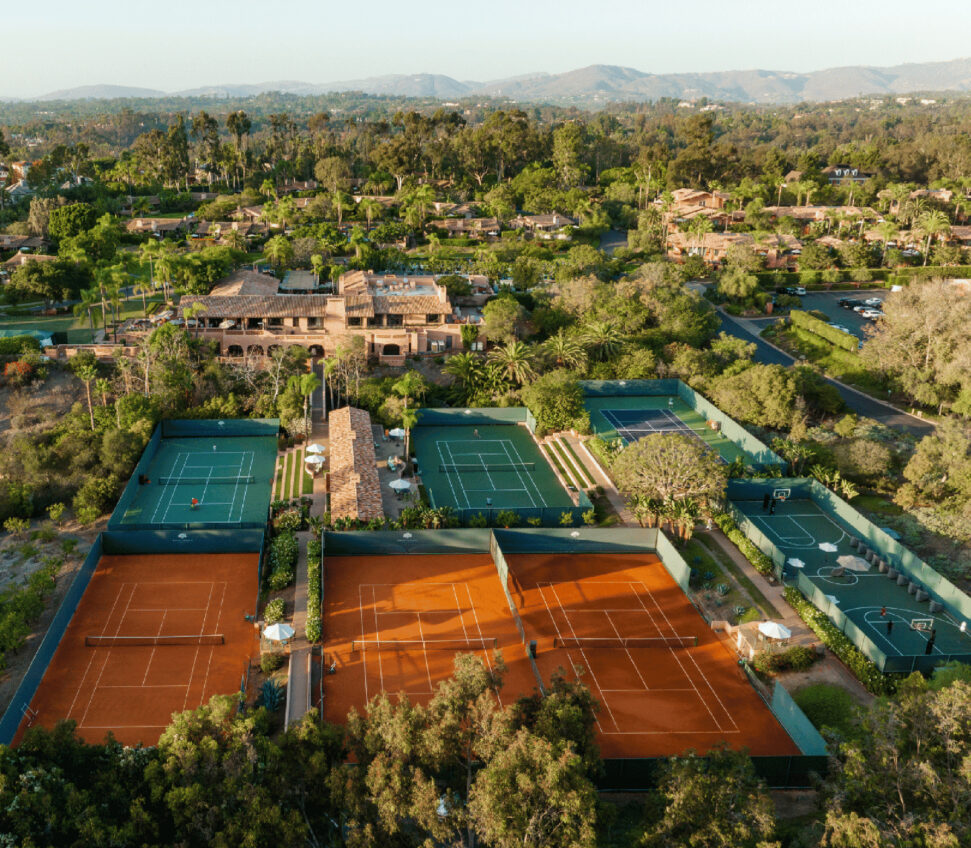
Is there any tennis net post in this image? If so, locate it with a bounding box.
[85,634,225,647]
[351,638,498,652]
[552,635,698,649]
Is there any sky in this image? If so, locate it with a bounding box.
[4,0,971,97]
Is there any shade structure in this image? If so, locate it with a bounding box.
[389,479,412,492]
[389,428,406,438]
[787,557,806,569]
[304,454,326,466]
[758,621,792,640]
[263,622,295,642]
[819,542,839,553]
[306,443,326,455]
[837,554,871,572]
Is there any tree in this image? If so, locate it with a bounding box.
[357,197,383,232]
[48,202,96,242]
[70,351,99,431]
[643,745,776,848]
[542,329,587,370]
[583,320,624,361]
[521,371,590,435]
[914,209,950,265]
[717,266,759,302]
[483,296,527,346]
[820,676,971,847]
[264,235,293,271]
[468,727,597,848]
[611,433,727,509]
[314,155,350,194]
[712,364,799,429]
[488,340,536,386]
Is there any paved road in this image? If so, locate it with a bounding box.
[599,229,628,256]
[797,289,885,340]
[715,309,934,437]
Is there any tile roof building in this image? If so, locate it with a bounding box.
[327,406,384,523]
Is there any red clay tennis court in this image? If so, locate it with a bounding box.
[322,554,539,723]
[15,553,258,746]
[506,552,800,758]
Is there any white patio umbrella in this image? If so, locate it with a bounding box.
[389,479,412,492]
[304,454,326,467]
[758,621,792,640]
[306,443,326,454]
[389,427,406,438]
[787,557,806,569]
[263,622,295,642]
[837,554,871,572]
[819,542,839,553]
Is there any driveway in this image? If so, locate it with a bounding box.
[794,289,886,340]
[715,309,934,437]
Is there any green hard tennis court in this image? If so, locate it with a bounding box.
[734,497,971,661]
[585,394,748,465]
[412,424,575,516]
[114,435,278,527]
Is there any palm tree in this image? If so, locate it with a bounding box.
[154,243,179,303]
[332,191,352,227]
[311,254,325,285]
[298,370,322,434]
[95,378,111,407]
[357,197,382,232]
[133,282,152,317]
[542,329,587,370]
[687,215,714,262]
[583,320,624,362]
[74,360,98,430]
[138,240,160,288]
[264,235,293,271]
[404,184,436,231]
[915,209,951,265]
[181,301,208,339]
[73,288,100,331]
[401,406,419,471]
[223,229,246,252]
[875,220,899,261]
[488,341,536,386]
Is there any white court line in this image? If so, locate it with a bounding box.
[542,583,618,732]
[413,612,436,692]
[498,440,539,508]
[436,441,469,509]
[372,586,385,693]
[463,583,503,708]
[142,609,168,686]
[603,610,649,691]
[153,452,190,525]
[183,582,217,711]
[665,645,724,732]
[359,585,369,703]
[79,583,138,728]
[234,451,256,522]
[452,585,470,642]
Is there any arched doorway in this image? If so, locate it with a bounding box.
[246,344,264,356]
[309,345,324,357]
[227,345,243,357]
[382,343,401,356]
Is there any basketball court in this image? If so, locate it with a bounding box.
[585,394,747,464]
[505,552,800,758]
[15,553,259,746]
[412,424,576,517]
[735,494,971,662]
[321,554,539,723]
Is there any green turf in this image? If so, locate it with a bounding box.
[559,439,595,487]
[583,394,748,465]
[735,498,971,662]
[116,435,277,527]
[412,423,575,516]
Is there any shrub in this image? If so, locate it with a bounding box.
[275,509,303,532]
[784,586,894,695]
[582,508,597,526]
[306,537,322,642]
[713,513,775,577]
[468,513,488,528]
[496,510,520,528]
[559,511,575,526]
[267,530,298,590]
[3,517,29,537]
[47,503,65,525]
[264,598,285,624]
[793,683,859,734]
[751,645,817,675]
[260,679,284,711]
[260,652,284,674]
[789,309,859,351]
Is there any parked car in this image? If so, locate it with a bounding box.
[828,323,853,333]
[861,309,884,320]
[863,297,883,307]
[779,285,807,296]
[852,304,868,313]
[838,298,860,309]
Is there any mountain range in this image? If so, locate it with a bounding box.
[12,56,971,105]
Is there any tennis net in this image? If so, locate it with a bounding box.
[552,635,698,649]
[439,462,535,473]
[158,475,256,486]
[86,634,225,647]
[351,638,498,652]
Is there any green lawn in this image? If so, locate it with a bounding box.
[557,438,595,488]
[274,455,288,500]
[793,682,861,736]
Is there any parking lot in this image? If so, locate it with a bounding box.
[791,289,885,340]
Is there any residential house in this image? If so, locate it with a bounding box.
[5,181,34,203]
[666,231,754,266]
[510,213,577,239]
[668,188,731,210]
[428,217,500,239]
[10,161,30,181]
[1,252,58,280]
[949,226,971,247]
[821,165,873,185]
[125,217,191,236]
[162,268,471,362]
[910,188,954,204]
[0,235,48,252]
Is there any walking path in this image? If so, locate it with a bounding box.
[561,433,636,524]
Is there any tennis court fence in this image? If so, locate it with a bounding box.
[86,634,225,647]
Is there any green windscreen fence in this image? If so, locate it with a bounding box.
[770,681,827,756]
[108,425,163,530]
[416,408,528,427]
[161,418,280,438]
[654,531,693,593]
[102,528,266,556]
[323,529,493,556]
[490,527,659,554]
[580,379,682,397]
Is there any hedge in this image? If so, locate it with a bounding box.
[755,269,888,286]
[267,530,297,591]
[712,512,775,578]
[887,265,971,286]
[0,336,42,355]
[783,586,895,695]
[789,309,859,351]
[306,537,322,642]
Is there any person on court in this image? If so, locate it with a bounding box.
[762,493,770,511]
[473,428,480,438]
[880,606,887,618]
[190,497,199,510]
[769,498,776,515]
[887,619,894,635]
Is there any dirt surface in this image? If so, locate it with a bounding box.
[0,369,79,436]
[778,653,874,708]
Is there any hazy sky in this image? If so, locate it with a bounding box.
[4,0,971,97]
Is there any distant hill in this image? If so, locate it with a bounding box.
[28,56,971,105]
